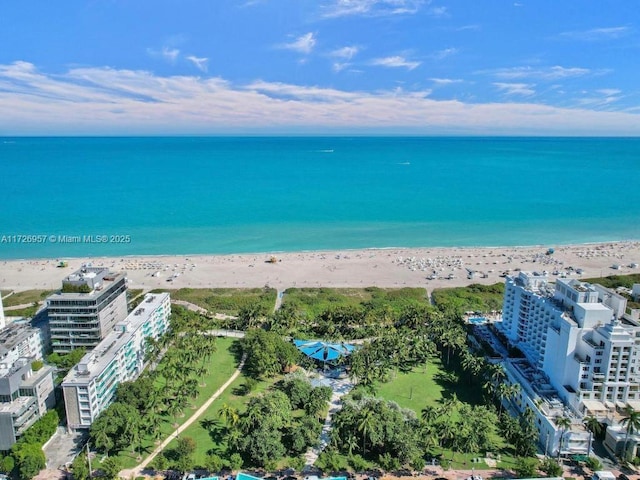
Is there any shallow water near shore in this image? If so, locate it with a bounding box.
[1,136,639,259]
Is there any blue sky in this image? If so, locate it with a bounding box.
[1,0,639,135]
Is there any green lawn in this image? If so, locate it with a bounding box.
[2,289,53,306]
[161,371,281,468]
[3,305,39,318]
[114,337,242,469]
[375,356,484,411]
[375,357,517,470]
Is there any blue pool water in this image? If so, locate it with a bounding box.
[469,317,488,324]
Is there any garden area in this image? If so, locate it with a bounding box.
[88,307,241,470]
[78,281,551,477]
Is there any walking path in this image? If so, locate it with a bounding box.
[304,372,355,468]
[274,290,284,312]
[119,354,246,479]
[3,301,41,310]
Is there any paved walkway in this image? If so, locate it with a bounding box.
[304,373,355,467]
[119,354,246,479]
[274,290,284,312]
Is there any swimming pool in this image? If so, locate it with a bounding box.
[469,317,488,324]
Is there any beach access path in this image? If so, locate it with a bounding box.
[119,354,246,479]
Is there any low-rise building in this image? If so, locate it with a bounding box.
[62,293,170,430]
[0,358,55,450]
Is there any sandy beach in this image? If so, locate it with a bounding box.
[2,242,640,294]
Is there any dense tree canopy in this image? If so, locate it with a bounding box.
[242,329,300,379]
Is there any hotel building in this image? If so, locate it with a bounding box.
[46,267,128,353]
[62,293,170,430]
[496,272,640,457]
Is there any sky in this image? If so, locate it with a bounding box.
[1,0,639,135]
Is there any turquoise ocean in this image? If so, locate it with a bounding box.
[1,136,639,260]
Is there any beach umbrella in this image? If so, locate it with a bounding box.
[293,340,356,362]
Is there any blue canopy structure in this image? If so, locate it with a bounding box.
[293,339,356,362]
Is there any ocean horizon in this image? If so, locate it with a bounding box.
[2,136,640,260]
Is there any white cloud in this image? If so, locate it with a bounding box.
[494,82,536,96]
[2,61,640,136]
[370,55,421,70]
[597,88,621,96]
[330,46,360,71]
[427,6,448,17]
[330,46,359,60]
[559,26,630,41]
[160,47,180,63]
[430,78,463,85]
[431,47,458,60]
[322,0,424,18]
[147,47,180,63]
[280,33,317,54]
[487,65,591,80]
[186,56,209,72]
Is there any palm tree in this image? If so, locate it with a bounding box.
[583,416,602,457]
[555,416,572,459]
[621,406,640,461]
[357,406,375,455]
[218,403,239,429]
[346,434,359,456]
[421,405,438,425]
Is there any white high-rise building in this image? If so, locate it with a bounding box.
[497,272,640,456]
[62,293,170,430]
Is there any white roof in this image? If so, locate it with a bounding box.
[581,399,608,411]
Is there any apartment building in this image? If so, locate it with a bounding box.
[62,293,170,430]
[46,267,128,353]
[0,325,54,450]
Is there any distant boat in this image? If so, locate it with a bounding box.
[398,161,411,165]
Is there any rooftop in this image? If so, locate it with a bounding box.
[505,358,579,421]
[0,395,36,415]
[48,268,125,301]
[62,293,169,385]
[0,323,39,356]
[20,365,54,388]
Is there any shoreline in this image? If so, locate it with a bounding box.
[2,241,640,293]
[3,238,639,262]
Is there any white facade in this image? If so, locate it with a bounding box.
[497,272,640,455]
[0,294,5,331]
[0,324,44,376]
[501,358,590,456]
[62,293,170,429]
